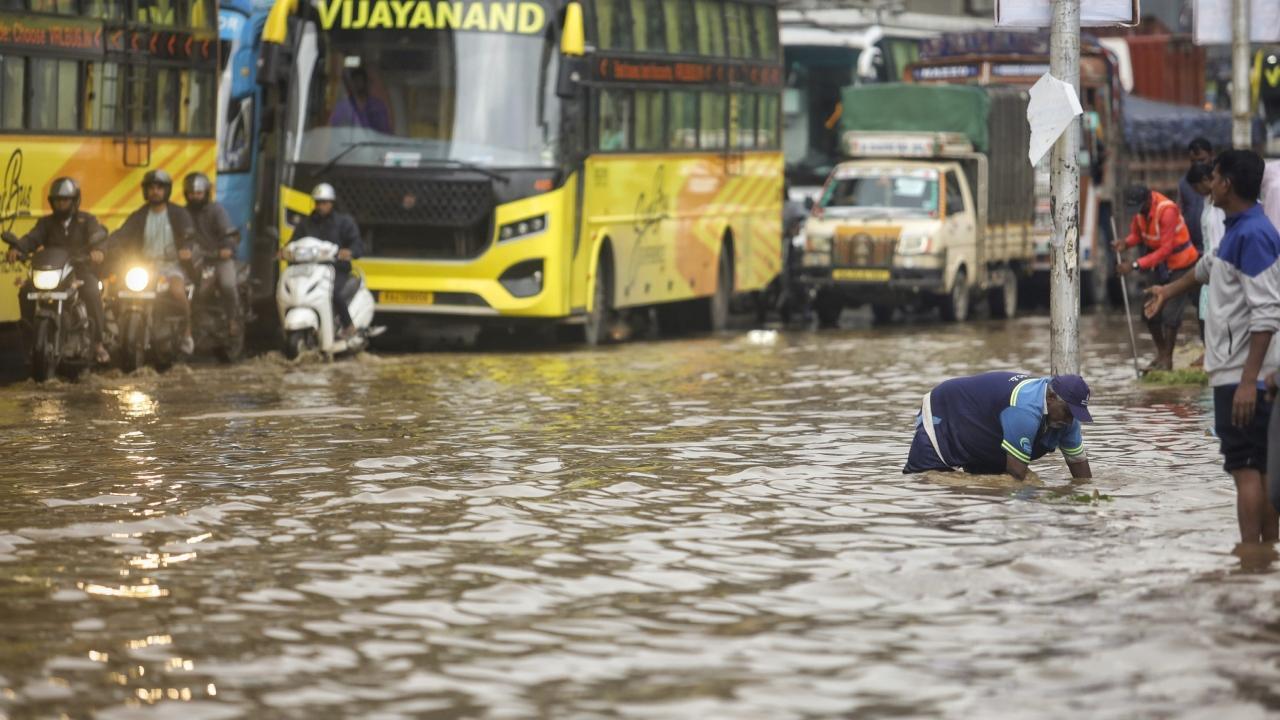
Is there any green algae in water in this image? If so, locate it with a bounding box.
[1140,368,1209,386]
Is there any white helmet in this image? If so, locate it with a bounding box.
[312,182,337,203]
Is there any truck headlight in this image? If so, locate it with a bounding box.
[125,267,150,292]
[805,234,832,253]
[897,233,933,256]
[32,269,61,290]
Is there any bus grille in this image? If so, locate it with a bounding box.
[327,176,494,260]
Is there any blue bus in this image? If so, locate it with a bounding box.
[217,0,272,263]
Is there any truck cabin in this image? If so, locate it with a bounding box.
[815,132,976,222]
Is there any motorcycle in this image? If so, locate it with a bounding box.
[190,256,253,363]
[277,237,382,360]
[2,238,98,382]
[112,259,191,372]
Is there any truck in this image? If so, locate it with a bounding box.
[798,83,1037,325]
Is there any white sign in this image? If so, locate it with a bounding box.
[995,0,1138,27]
[1193,0,1280,44]
[1027,73,1083,209]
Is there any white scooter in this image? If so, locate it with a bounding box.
[277,236,383,359]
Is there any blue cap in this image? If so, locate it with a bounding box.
[1050,375,1093,423]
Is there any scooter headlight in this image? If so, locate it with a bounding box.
[125,267,150,292]
[31,269,61,290]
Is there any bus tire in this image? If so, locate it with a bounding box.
[585,246,614,346]
[709,245,732,332]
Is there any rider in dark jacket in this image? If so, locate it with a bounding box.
[4,177,111,364]
[108,169,199,354]
[291,183,364,337]
[183,172,242,335]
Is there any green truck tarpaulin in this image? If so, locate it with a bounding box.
[840,83,992,153]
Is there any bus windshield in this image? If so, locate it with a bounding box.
[296,29,561,169]
[821,171,939,217]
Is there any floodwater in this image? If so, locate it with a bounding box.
[0,312,1274,719]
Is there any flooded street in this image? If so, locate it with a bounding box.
[1,312,1277,719]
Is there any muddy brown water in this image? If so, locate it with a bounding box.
[0,313,1273,719]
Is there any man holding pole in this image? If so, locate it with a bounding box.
[1115,184,1200,371]
[1147,149,1280,545]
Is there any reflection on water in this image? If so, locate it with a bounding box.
[0,313,1275,718]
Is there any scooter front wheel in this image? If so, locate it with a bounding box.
[120,312,146,373]
[284,329,308,361]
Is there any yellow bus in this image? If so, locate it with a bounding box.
[0,0,218,324]
[257,0,783,343]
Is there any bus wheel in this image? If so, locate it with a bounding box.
[585,249,613,346]
[710,248,732,332]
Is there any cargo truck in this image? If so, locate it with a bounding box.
[798,84,1037,324]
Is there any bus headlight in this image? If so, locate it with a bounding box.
[32,269,62,290]
[498,215,547,242]
[125,267,150,292]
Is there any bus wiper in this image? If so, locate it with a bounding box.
[312,140,423,179]
[412,158,510,184]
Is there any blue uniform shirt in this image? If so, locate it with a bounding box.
[907,372,1085,474]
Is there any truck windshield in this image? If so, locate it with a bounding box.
[294,28,561,169]
[820,174,939,216]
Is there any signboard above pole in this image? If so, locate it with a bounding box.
[1193,0,1280,44]
[995,0,1138,27]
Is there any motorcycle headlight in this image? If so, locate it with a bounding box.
[31,269,61,290]
[125,267,150,292]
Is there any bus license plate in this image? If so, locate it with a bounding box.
[379,291,435,306]
[832,268,890,282]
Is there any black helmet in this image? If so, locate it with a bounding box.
[141,169,173,204]
[47,177,80,219]
[183,172,212,211]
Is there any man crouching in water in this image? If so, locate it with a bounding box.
[905,372,1094,480]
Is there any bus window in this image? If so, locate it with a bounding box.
[635,90,664,150]
[29,0,76,13]
[667,90,697,148]
[0,57,21,130]
[632,0,665,52]
[85,62,123,132]
[598,89,632,151]
[595,0,632,50]
[758,93,778,148]
[694,0,725,57]
[726,3,755,59]
[699,91,726,148]
[137,0,177,26]
[82,0,126,19]
[29,58,78,131]
[186,69,215,136]
[188,0,212,28]
[734,93,756,148]
[154,68,180,134]
[752,5,777,61]
[662,0,695,54]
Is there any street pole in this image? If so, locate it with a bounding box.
[1231,0,1252,148]
[1049,0,1081,376]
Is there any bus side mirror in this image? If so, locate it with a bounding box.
[561,2,585,57]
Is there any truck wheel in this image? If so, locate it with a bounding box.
[940,268,970,322]
[871,303,895,324]
[1081,267,1107,308]
[815,290,843,328]
[989,269,1018,319]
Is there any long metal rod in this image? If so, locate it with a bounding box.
[1049,0,1081,376]
[1231,0,1252,149]
[1111,216,1142,377]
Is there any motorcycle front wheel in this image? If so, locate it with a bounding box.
[31,317,57,383]
[119,311,146,373]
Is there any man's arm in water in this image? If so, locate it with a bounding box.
[1005,453,1031,480]
[1067,458,1093,479]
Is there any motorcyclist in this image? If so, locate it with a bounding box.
[183,172,242,336]
[108,169,199,355]
[290,183,364,339]
[3,177,111,364]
